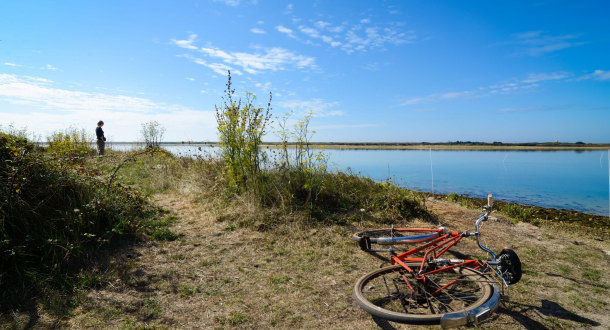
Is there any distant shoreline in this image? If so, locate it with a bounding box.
[105,141,610,151]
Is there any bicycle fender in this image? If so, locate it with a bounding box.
[440,282,500,329]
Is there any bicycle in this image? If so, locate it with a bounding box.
[351,194,521,328]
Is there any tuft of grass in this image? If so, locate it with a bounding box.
[581,268,600,281]
[502,203,537,223]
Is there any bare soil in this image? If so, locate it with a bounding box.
[4,192,609,329]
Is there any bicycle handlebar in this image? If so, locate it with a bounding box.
[475,194,497,260]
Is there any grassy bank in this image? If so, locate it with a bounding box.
[0,131,177,312]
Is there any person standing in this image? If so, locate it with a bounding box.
[96,120,106,156]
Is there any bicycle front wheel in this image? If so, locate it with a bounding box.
[353,263,494,324]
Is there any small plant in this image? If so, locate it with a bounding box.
[448,192,459,203]
[140,121,166,149]
[503,203,537,223]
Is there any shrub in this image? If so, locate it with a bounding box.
[140,121,166,148]
[215,71,272,193]
[46,127,95,162]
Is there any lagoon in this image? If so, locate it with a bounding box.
[110,144,610,217]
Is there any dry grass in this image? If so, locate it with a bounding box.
[3,192,604,329]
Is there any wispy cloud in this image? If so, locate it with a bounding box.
[507,31,586,56]
[250,27,265,34]
[3,62,21,67]
[401,73,565,106]
[0,74,216,141]
[0,74,188,113]
[171,34,198,50]
[279,99,343,117]
[522,72,570,83]
[42,64,58,71]
[276,25,296,38]
[496,104,588,113]
[405,69,610,106]
[402,90,477,106]
[213,0,240,7]
[172,34,316,75]
[577,69,610,82]
[276,16,414,54]
[284,3,294,15]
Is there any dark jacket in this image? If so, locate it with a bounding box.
[96,127,105,141]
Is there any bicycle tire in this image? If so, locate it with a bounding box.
[353,263,494,324]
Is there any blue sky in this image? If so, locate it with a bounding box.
[1,0,609,142]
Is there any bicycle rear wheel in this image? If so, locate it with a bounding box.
[352,229,443,250]
[353,263,495,324]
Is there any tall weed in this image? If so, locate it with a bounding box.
[215,71,272,193]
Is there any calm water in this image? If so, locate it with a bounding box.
[323,149,609,217]
[110,144,610,216]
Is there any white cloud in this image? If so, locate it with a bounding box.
[522,72,570,83]
[250,27,265,34]
[3,62,21,67]
[314,21,331,29]
[279,99,343,117]
[277,17,414,54]
[0,74,185,113]
[187,56,241,75]
[0,74,216,141]
[171,34,198,50]
[578,70,610,82]
[214,0,240,7]
[401,72,570,106]
[173,37,316,75]
[276,25,296,38]
[496,105,576,113]
[186,77,195,81]
[42,64,58,71]
[508,31,586,56]
[284,4,294,14]
[299,26,319,38]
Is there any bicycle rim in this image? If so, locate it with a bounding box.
[353,263,494,324]
[351,229,407,242]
